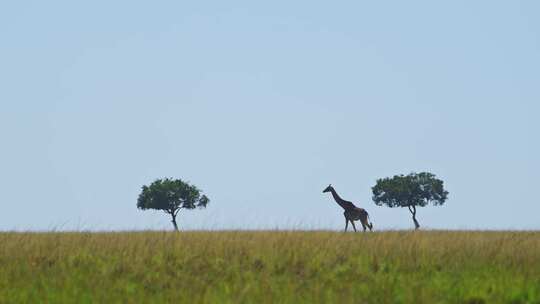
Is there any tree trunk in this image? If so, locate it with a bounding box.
[171,213,179,231]
[408,205,420,230]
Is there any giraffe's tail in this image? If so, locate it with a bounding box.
[367,214,374,230]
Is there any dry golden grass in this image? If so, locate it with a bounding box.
[0,231,539,303]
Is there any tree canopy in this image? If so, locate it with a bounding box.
[372,172,448,229]
[137,178,209,231]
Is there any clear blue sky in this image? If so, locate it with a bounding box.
[1,1,539,231]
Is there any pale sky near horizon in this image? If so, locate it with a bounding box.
[1,1,539,231]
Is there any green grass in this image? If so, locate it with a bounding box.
[1,231,539,303]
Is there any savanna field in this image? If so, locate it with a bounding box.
[0,231,539,303]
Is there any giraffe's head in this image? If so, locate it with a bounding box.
[323,184,333,193]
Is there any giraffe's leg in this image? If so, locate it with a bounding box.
[361,222,367,232]
[344,217,349,232]
[350,220,357,232]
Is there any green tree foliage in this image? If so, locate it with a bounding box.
[137,178,210,231]
[372,172,448,229]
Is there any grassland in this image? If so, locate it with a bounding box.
[0,231,539,303]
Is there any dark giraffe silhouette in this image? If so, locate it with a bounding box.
[323,184,373,232]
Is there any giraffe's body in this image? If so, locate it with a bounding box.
[323,185,373,232]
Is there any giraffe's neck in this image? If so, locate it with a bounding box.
[330,188,349,210]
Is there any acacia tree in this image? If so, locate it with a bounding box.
[372,172,448,229]
[137,178,210,231]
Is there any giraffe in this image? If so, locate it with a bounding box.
[323,184,373,232]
